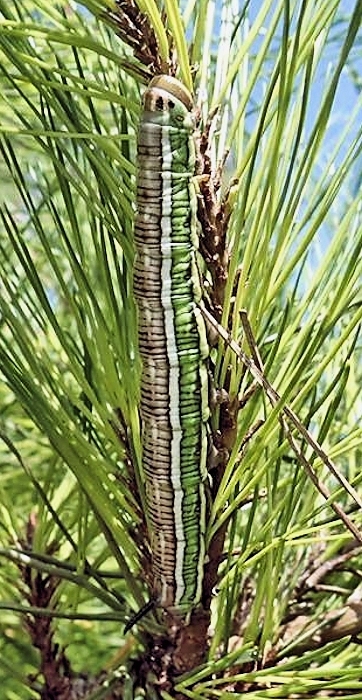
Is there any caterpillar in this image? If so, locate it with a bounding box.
[134,75,209,616]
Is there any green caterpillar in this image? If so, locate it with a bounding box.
[134,75,209,615]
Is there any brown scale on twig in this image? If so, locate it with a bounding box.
[17,515,127,699]
[106,0,173,77]
[197,113,230,316]
[195,116,254,613]
[17,515,73,700]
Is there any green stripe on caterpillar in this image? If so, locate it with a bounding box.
[134,75,210,616]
